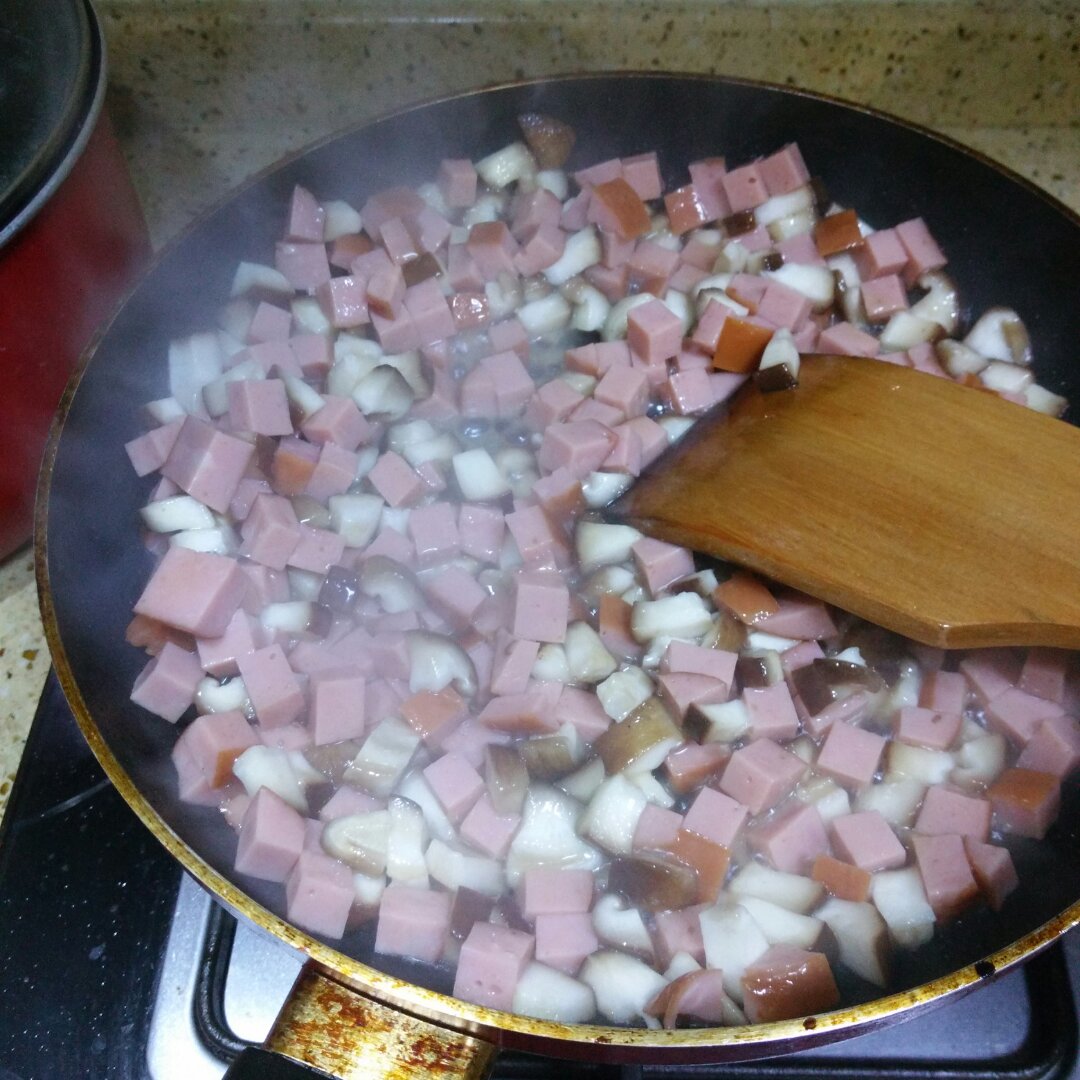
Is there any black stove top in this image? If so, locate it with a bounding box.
[2,674,1079,1079]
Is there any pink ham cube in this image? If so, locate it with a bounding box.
[512,570,569,644]
[161,415,255,514]
[1018,648,1069,704]
[860,274,909,323]
[554,685,612,743]
[227,379,293,436]
[285,850,355,938]
[719,738,806,814]
[459,794,520,859]
[722,162,768,213]
[829,810,906,871]
[627,299,683,364]
[437,158,478,208]
[743,682,800,743]
[287,524,347,576]
[458,504,506,565]
[631,537,695,597]
[422,751,485,823]
[816,722,885,789]
[130,641,204,722]
[275,241,331,291]
[453,922,534,1011]
[914,785,991,842]
[520,867,595,918]
[985,686,1065,746]
[309,668,367,745]
[134,546,247,638]
[239,493,301,571]
[537,421,617,478]
[988,768,1061,839]
[912,833,979,922]
[424,565,488,626]
[408,502,461,567]
[894,705,962,751]
[236,644,306,729]
[172,709,258,789]
[234,787,306,882]
[751,803,830,874]
[367,451,425,507]
[1016,715,1080,778]
[895,217,947,285]
[534,913,599,975]
[682,786,748,849]
[758,143,810,196]
[374,884,452,963]
[633,802,683,852]
[964,838,1019,911]
[125,419,184,477]
[653,905,707,967]
[661,641,738,685]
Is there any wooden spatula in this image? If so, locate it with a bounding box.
[609,354,1080,650]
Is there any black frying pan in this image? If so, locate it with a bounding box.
[36,74,1080,1078]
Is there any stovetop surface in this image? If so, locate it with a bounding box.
[2,674,1079,1080]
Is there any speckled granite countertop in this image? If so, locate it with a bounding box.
[1,0,1076,821]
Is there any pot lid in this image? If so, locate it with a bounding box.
[0,0,94,230]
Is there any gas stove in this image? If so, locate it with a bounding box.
[2,674,1079,1079]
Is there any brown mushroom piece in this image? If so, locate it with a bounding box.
[607,852,700,913]
[595,697,682,775]
[516,112,576,169]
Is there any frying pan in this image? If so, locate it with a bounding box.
[36,74,1080,1078]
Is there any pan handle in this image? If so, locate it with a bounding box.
[222,963,498,1080]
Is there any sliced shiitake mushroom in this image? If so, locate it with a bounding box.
[595,697,681,775]
[517,113,576,170]
[789,658,884,717]
[607,851,700,913]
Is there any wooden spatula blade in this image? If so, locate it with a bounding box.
[610,355,1080,649]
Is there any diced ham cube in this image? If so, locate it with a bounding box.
[506,504,566,568]
[588,177,651,241]
[719,738,806,814]
[1016,715,1080,778]
[437,158,478,208]
[895,217,947,285]
[477,689,560,735]
[227,379,293,436]
[627,299,683,364]
[652,905,707,967]
[467,220,520,280]
[751,803,830,874]
[173,710,258,789]
[318,786,383,822]
[534,913,599,975]
[741,945,839,1024]
[665,184,714,235]
[130,641,204,722]
[306,442,360,502]
[453,922,535,1011]
[757,281,812,332]
[670,828,731,904]
[758,144,810,196]
[275,241,331,291]
[657,672,728,720]
[459,794,520,859]
[894,705,962,751]
[316,275,370,329]
[239,493,301,570]
[743,682,800,742]
[595,364,650,420]
[408,502,460,567]
[513,570,569,644]
[162,415,255,514]
[681,786,749,849]
[524,379,585,430]
[829,810,906,872]
[963,838,1019,911]
[537,421,617,479]
[424,565,488,626]
[423,751,485,823]
[811,854,872,903]
[621,152,662,199]
[285,850,355,938]
[126,419,185,478]
[554,685,613,743]
[234,787,306,882]
[459,504,506,566]
[520,867,595,918]
[632,802,683,852]
[237,644,306,729]
[400,687,468,744]
[816,722,886,789]
[134,546,247,638]
[663,742,730,795]
[374,883,452,963]
[860,274,909,323]
[629,538,695,597]
[722,163,768,213]
[988,767,1061,839]
[985,686,1065,746]
[287,524,346,576]
[308,668,367,745]
[914,785,991,841]
[912,833,979,922]
[816,321,880,358]
[368,451,425,507]
[959,649,1022,705]
[490,637,541,696]
[1018,648,1069,704]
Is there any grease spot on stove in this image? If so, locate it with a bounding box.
[975,960,996,979]
[803,1016,818,1030]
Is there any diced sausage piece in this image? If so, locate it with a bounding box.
[572,397,624,428]
[513,570,570,644]
[912,833,979,922]
[780,640,825,674]
[626,299,683,365]
[657,673,728,721]
[963,838,1019,912]
[477,690,561,735]
[454,922,535,1011]
[537,421,617,479]
[534,913,599,975]
[588,177,651,241]
[670,829,731,904]
[1019,648,1069,704]
[652,906,708,971]
[812,854,872,902]
[829,811,905,872]
[316,275,370,329]
[506,504,567,568]
[816,722,886,789]
[524,379,585,430]
[554,685,613,743]
[1016,715,1080,778]
[467,220,520,280]
[857,228,908,278]
[531,467,584,526]
[595,364,650,420]
[408,502,460,568]
[227,379,293,436]
[306,443,360,503]
[988,768,1061,839]
[289,330,333,377]
[720,738,807,814]
[914,785,991,841]
[630,538,695,598]
[460,793,520,859]
[374,883,452,963]
[758,143,810,196]
[437,158,478,208]
[270,437,319,497]
[682,786,749,849]
[287,524,347,576]
[663,369,717,416]
[162,415,255,514]
[514,222,567,276]
[520,867,595,918]
[234,788,306,882]
[757,280,812,332]
[895,217,947,285]
[423,565,488,627]
[627,240,679,294]
[665,184,714,235]
[662,641,738,685]
[403,278,457,346]
[130,641,204,722]
[423,751,485,823]
[319,786,383,822]
[370,306,420,353]
[741,945,840,1023]
[622,416,669,469]
[285,184,325,242]
[663,742,731,795]
[743,682,800,742]
[366,264,406,319]
[134,546,248,638]
[368,451,425,507]
[688,297,730,356]
[620,152,662,200]
[713,316,774,373]
[816,321,880,358]
[632,802,683,852]
[275,241,331,291]
[412,206,451,254]
[126,419,185,478]
[714,570,779,624]
[959,649,1022,705]
[174,710,259,789]
[722,163,768,213]
[309,668,367,745]
[860,275,909,323]
[813,209,863,258]
[458,505,506,566]
[894,706,962,751]
[490,637,540,696]
[751,803,830,874]
[726,273,767,313]
[239,494,301,570]
[776,232,826,267]
[237,644,306,729]
[285,850,354,938]
[400,687,468,744]
[985,686,1065,746]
